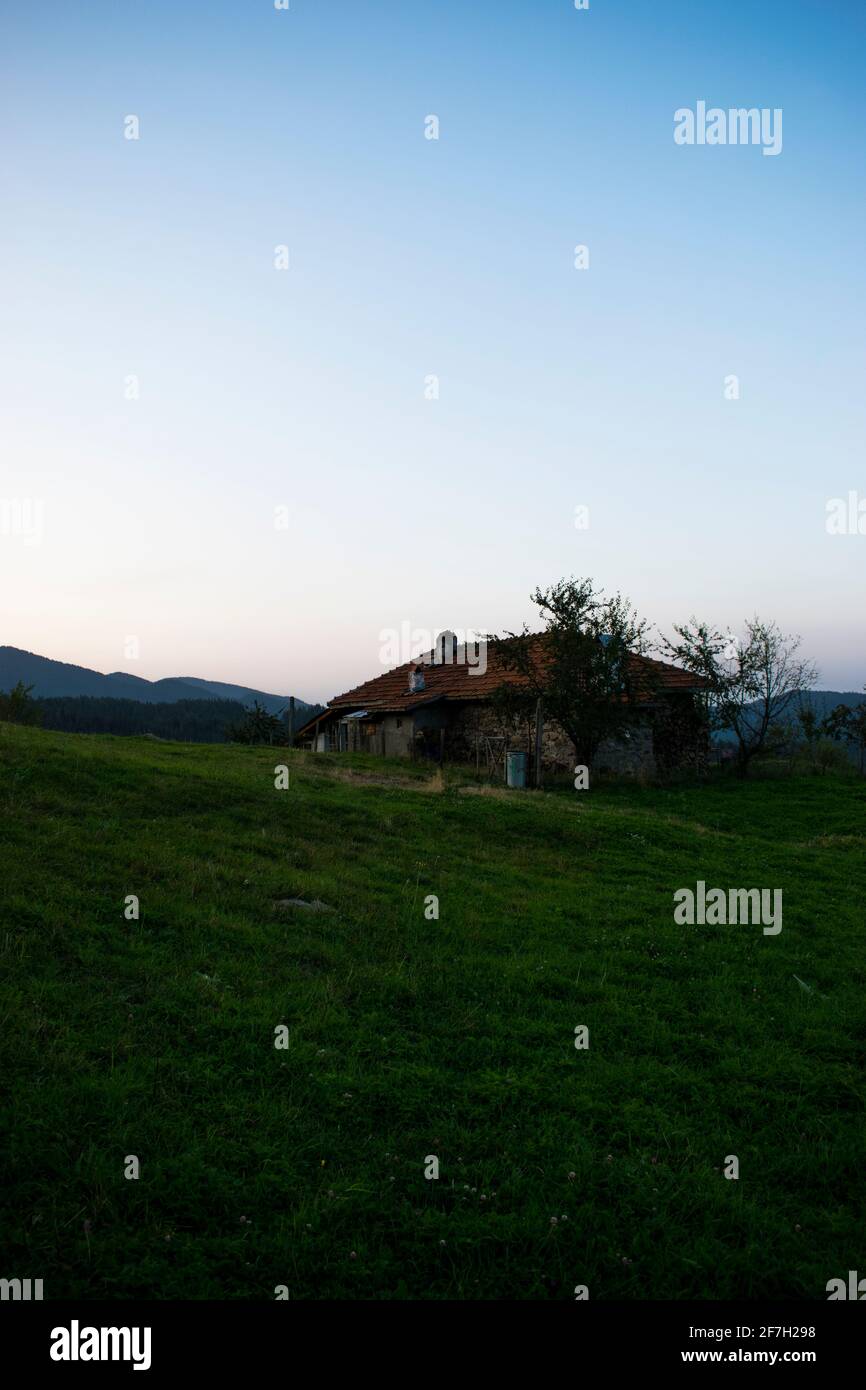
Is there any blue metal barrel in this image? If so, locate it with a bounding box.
[506,751,527,788]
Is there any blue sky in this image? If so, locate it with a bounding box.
[1,0,864,700]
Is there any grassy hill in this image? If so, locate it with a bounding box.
[1,722,864,1300]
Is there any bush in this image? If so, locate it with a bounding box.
[0,681,42,726]
[792,737,852,776]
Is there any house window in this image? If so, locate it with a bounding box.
[396,719,402,728]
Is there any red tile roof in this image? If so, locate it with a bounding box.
[298,636,705,733]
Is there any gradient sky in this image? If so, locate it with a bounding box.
[1,0,864,701]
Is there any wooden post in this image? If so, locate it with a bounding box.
[534,698,543,788]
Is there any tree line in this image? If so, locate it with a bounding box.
[36,694,251,741]
[0,684,326,744]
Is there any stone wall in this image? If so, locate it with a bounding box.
[327,693,707,778]
[650,693,709,776]
[441,697,706,779]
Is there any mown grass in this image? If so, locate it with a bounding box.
[1,722,864,1300]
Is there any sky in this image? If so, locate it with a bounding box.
[1,0,864,702]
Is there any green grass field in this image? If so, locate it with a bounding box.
[1,722,864,1300]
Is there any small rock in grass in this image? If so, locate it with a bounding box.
[273,897,334,913]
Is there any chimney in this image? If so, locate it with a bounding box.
[433,629,458,665]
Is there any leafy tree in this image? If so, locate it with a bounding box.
[226,701,287,746]
[796,707,821,768]
[490,577,655,771]
[823,690,866,774]
[488,683,538,754]
[0,681,42,726]
[664,618,818,778]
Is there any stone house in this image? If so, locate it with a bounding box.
[295,634,708,778]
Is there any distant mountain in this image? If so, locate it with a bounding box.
[789,690,864,719]
[0,647,309,715]
[714,690,864,744]
[169,676,305,712]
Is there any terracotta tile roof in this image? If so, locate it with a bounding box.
[297,636,705,733]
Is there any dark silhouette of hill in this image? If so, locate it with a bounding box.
[793,690,863,717]
[714,689,863,744]
[0,646,308,715]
